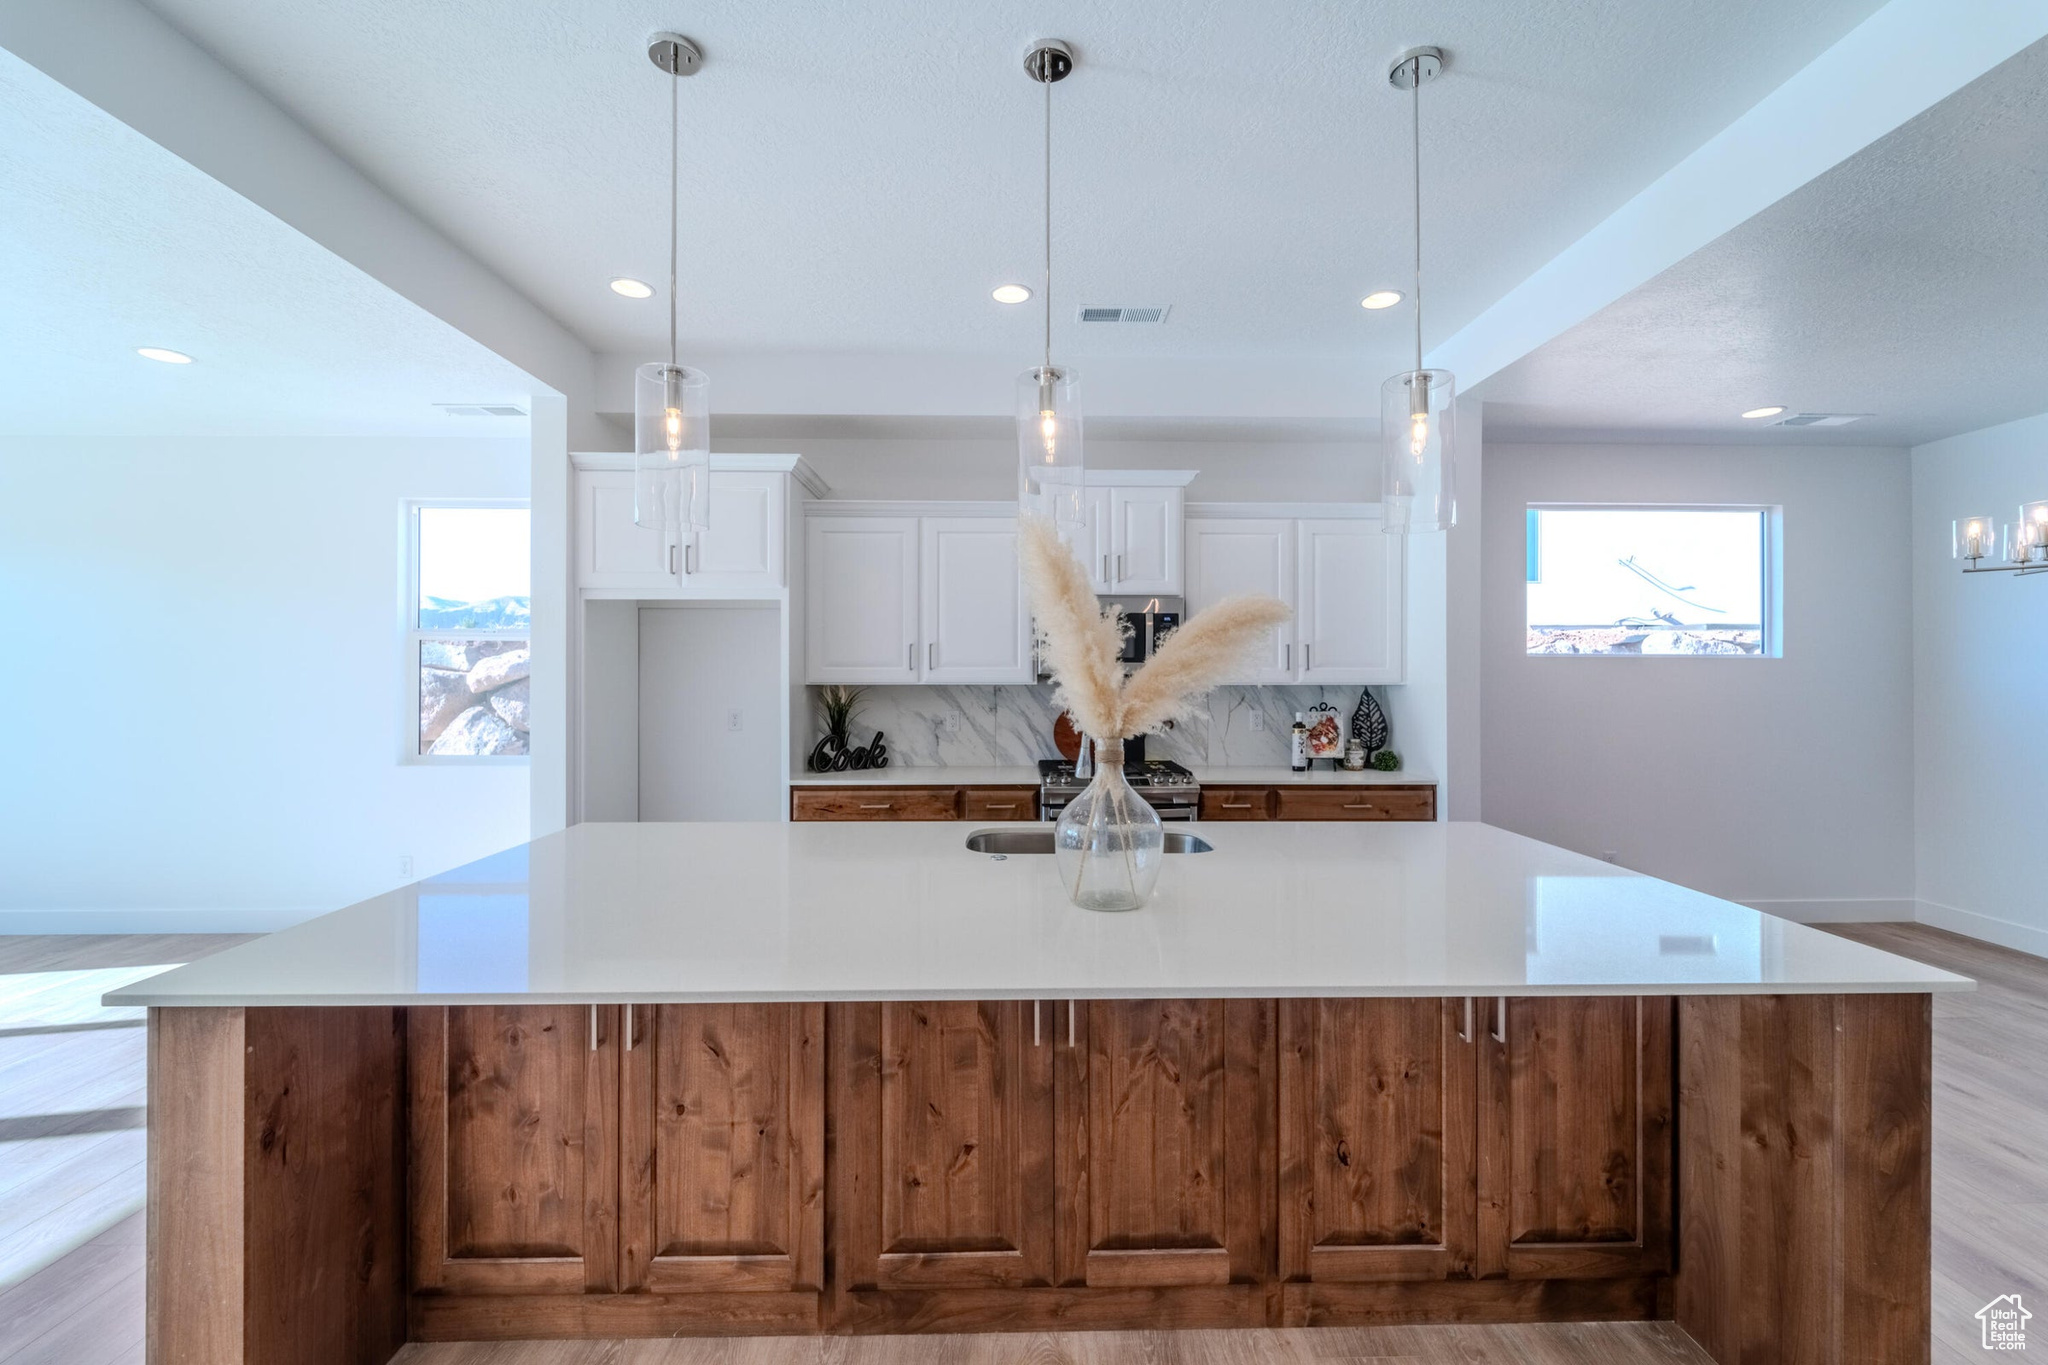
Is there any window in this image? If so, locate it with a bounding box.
[408,502,530,757]
[1526,505,1777,656]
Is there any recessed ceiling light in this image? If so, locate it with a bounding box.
[136,347,193,364]
[992,284,1032,304]
[609,277,654,299]
[1741,405,1786,420]
[1361,290,1403,310]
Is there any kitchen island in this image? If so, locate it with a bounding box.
[114,821,1964,1364]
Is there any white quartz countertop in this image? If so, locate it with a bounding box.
[1191,767,1434,786]
[787,767,1434,787]
[110,822,1967,1007]
[788,767,1041,786]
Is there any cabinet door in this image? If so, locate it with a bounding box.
[1477,996,1674,1280]
[407,1006,619,1295]
[830,1001,1057,1290]
[1297,519,1404,683]
[686,471,784,593]
[1059,487,1114,593]
[1185,519,1296,682]
[1108,486,1183,595]
[921,518,1032,683]
[1279,998,1476,1283]
[1060,999,1272,1289]
[805,517,919,683]
[619,1003,824,1294]
[578,471,670,589]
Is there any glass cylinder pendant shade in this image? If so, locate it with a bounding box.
[1017,365,1085,529]
[2003,522,2036,565]
[2023,500,2048,550]
[1954,515,1996,561]
[633,362,711,533]
[1381,368,1457,533]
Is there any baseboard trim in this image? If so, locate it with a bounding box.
[0,907,319,935]
[1914,899,2048,960]
[1739,897,1918,924]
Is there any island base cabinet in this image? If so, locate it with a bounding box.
[826,998,1272,1332]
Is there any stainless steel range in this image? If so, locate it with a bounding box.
[1037,757,1200,821]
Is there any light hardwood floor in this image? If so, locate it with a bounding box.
[0,924,2038,1364]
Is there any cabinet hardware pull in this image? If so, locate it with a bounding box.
[1102,553,1110,582]
[1285,643,1292,671]
[625,1003,634,1052]
[1068,999,1077,1049]
[1459,997,1473,1043]
[589,1004,598,1052]
[1494,997,1508,1045]
[1304,642,1312,670]
[928,642,936,670]
[1033,1000,1042,1047]
[858,802,894,810]
[684,543,695,575]
[908,642,915,670]
[1115,553,1124,581]
[1220,801,1252,810]
[668,544,677,575]
[985,803,1017,811]
[1343,802,1376,811]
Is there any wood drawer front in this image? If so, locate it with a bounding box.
[1272,786,1435,822]
[791,787,961,821]
[1201,788,1272,820]
[962,786,1038,821]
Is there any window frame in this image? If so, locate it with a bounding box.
[402,498,532,764]
[1523,501,1783,659]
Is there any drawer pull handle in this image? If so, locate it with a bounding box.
[1220,800,1253,810]
[589,1004,598,1052]
[1343,802,1376,811]
[858,802,894,810]
[625,1003,634,1052]
[1494,997,1509,1045]
[984,803,1018,811]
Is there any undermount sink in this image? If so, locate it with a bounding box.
[965,828,1214,856]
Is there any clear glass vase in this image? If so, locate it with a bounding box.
[1053,737,1165,912]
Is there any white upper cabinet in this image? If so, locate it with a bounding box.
[1296,519,1404,684]
[1108,486,1182,595]
[1185,519,1297,684]
[920,518,1032,684]
[1066,486,1113,592]
[805,517,920,684]
[575,468,785,597]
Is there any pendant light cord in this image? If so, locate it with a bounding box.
[669,63,679,372]
[1043,65,1053,377]
[1411,58,1422,375]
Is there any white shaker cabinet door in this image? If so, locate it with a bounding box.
[1058,486,1114,593]
[577,471,672,588]
[1296,518,1405,684]
[1108,486,1183,596]
[1184,519,1297,683]
[920,518,1033,684]
[689,471,784,592]
[805,517,920,683]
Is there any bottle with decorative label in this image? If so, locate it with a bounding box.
[1289,712,1309,772]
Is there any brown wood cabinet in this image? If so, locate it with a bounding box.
[1198,784,1436,821]
[791,785,1038,821]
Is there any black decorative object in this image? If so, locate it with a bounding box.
[1349,688,1389,755]
[809,730,890,772]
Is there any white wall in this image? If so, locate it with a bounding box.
[0,435,531,930]
[1480,441,1915,916]
[1911,412,2048,955]
[637,605,783,821]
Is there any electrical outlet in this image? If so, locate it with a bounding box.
[1249,711,1266,732]
[398,855,413,880]
[726,709,744,732]
[943,709,963,735]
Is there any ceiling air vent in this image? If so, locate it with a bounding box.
[1769,412,1871,428]
[434,403,530,418]
[1078,306,1171,324]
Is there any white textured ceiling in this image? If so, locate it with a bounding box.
[136,0,1884,388]
[1480,37,2048,447]
[0,46,536,437]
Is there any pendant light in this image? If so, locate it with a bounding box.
[1017,40,1085,531]
[1380,46,1456,534]
[634,33,712,537]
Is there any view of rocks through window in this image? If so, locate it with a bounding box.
[418,594,530,756]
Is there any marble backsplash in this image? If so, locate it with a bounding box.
[808,684,1400,770]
